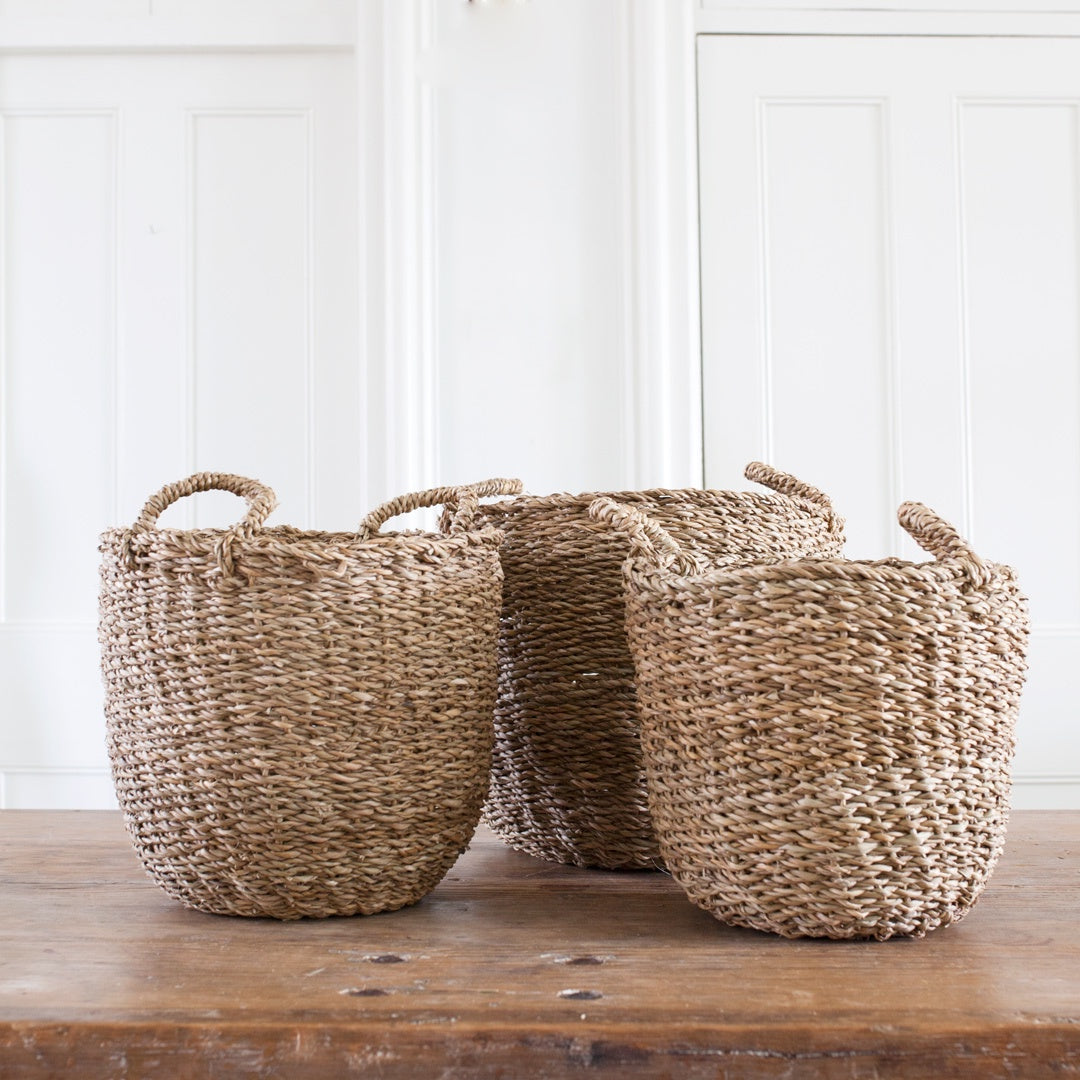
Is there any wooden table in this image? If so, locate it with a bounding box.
[1,810,1078,1078]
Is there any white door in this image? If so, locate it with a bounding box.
[0,50,357,806]
[699,34,1080,806]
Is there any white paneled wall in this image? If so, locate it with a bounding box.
[3,111,116,619]
[699,33,1080,807]
[3,2,1077,809]
[372,0,700,503]
[0,1,699,807]
[1,104,118,805]
[0,33,359,806]
[431,1,626,493]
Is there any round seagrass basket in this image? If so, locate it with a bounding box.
[99,472,514,919]
[590,496,1030,938]
[475,463,846,869]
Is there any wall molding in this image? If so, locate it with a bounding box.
[695,8,1080,36]
[1012,774,1080,809]
[700,1,1080,7]
[364,0,440,507]
[0,15,355,53]
[616,0,703,489]
[0,621,96,634]
[0,767,115,810]
[954,97,978,543]
[1,766,110,776]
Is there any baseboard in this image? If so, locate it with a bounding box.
[1011,775,1080,810]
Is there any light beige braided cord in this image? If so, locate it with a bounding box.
[899,500,992,586]
[744,461,845,536]
[121,472,278,574]
[587,497,705,575]
[358,477,523,540]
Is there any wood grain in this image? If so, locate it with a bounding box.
[1,810,1078,1077]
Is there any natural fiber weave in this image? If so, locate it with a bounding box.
[477,464,845,869]
[99,472,515,919]
[590,495,1029,938]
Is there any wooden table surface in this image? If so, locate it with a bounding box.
[1,810,1078,1079]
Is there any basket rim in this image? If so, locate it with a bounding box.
[625,552,1021,592]
[479,487,837,517]
[100,523,503,559]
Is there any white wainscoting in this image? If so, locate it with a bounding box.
[3,2,1075,810]
[699,33,1080,807]
[0,1,700,807]
[370,0,700,504]
[0,30,359,807]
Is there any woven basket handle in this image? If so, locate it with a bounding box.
[587,497,705,575]
[898,502,992,586]
[744,461,844,534]
[358,477,523,540]
[124,472,278,574]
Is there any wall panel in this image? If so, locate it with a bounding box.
[0,0,143,13]
[0,768,114,809]
[426,0,629,496]
[762,100,895,557]
[960,102,1080,626]
[0,628,106,768]
[188,111,313,527]
[152,0,350,15]
[2,113,116,622]
[1016,633,1080,781]
[0,50,357,807]
[699,34,1080,806]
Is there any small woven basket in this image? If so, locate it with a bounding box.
[590,495,1029,938]
[476,463,846,869]
[99,472,513,919]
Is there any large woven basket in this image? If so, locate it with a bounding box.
[590,495,1029,938]
[99,472,509,919]
[476,463,846,869]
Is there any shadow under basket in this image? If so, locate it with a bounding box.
[476,463,845,870]
[99,473,511,919]
[590,495,1030,938]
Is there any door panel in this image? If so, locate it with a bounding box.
[699,35,1080,804]
[0,51,357,806]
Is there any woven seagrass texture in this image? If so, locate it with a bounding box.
[99,473,514,920]
[590,496,1029,939]
[476,463,846,869]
